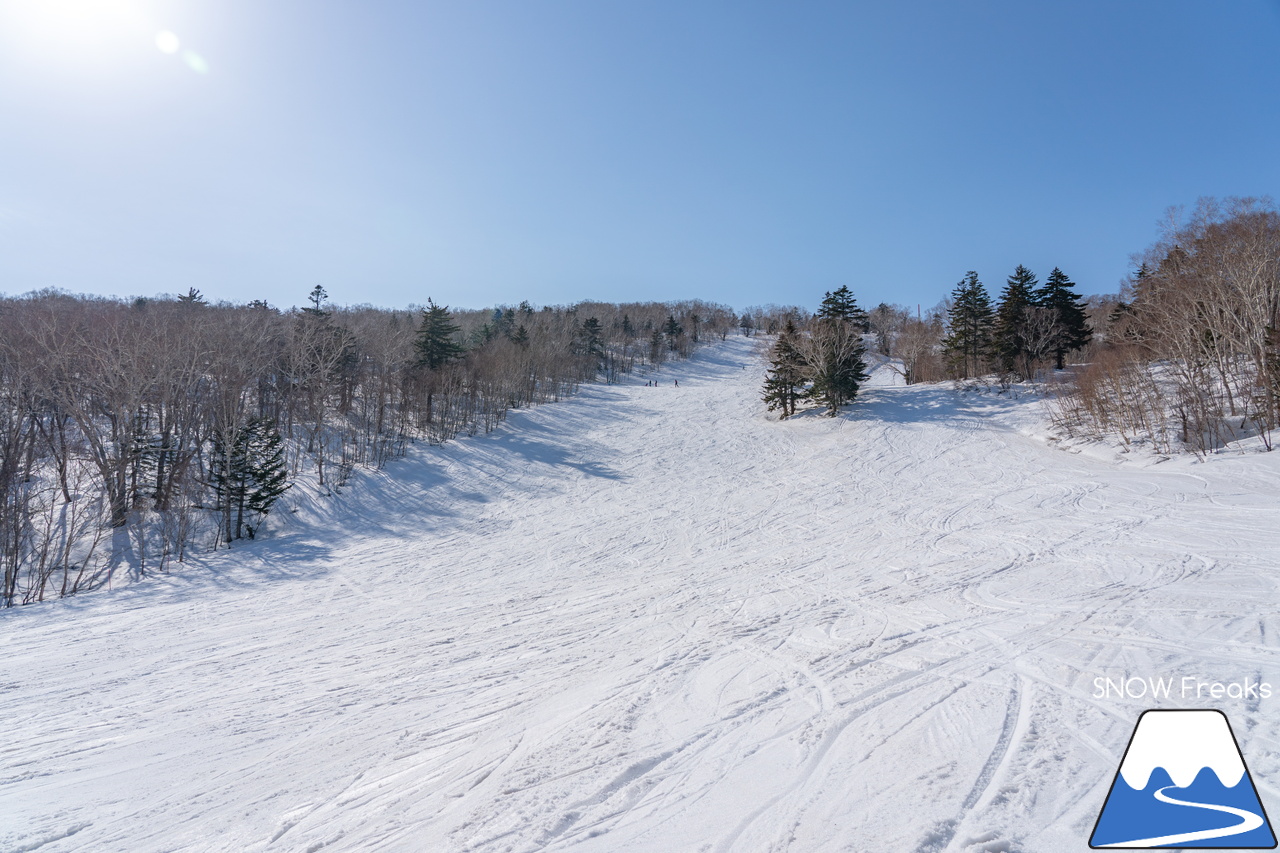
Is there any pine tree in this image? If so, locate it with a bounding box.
[242,419,289,538]
[818,286,870,331]
[762,319,807,418]
[1036,267,1092,369]
[177,287,206,306]
[211,418,290,543]
[414,299,466,370]
[648,328,665,364]
[663,315,684,351]
[942,271,994,378]
[992,265,1038,378]
[575,317,605,374]
[304,285,328,316]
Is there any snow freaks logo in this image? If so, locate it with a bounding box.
[1090,710,1276,849]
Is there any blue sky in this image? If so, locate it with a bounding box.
[1,1,1278,313]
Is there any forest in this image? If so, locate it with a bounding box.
[0,288,734,605]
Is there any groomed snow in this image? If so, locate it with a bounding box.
[3,336,1280,852]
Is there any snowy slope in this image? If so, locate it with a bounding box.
[4,337,1280,853]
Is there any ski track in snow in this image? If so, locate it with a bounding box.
[3,337,1280,852]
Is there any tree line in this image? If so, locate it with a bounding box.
[755,268,1092,419]
[753,196,1279,459]
[1049,197,1280,455]
[942,265,1091,382]
[0,288,733,605]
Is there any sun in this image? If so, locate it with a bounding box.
[0,0,206,73]
[155,30,180,54]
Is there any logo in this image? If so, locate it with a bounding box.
[1090,710,1276,848]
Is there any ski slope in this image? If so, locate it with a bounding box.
[4,336,1280,853]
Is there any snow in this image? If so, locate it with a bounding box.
[3,336,1280,852]
[1118,710,1245,789]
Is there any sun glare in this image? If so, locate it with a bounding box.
[155,30,179,54]
[1,0,210,76]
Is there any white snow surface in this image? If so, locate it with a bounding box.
[4,337,1280,853]
[1118,710,1245,790]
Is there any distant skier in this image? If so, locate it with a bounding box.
[674,379,679,387]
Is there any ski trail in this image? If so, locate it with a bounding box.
[3,338,1280,853]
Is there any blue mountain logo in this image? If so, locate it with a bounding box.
[1091,709,1276,848]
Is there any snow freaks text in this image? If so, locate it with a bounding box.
[1093,676,1273,702]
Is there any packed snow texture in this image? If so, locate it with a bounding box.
[3,336,1280,852]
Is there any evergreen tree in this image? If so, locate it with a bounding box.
[942,271,994,378]
[817,285,870,330]
[243,420,289,537]
[575,317,605,373]
[1036,267,1092,369]
[508,323,530,348]
[804,318,868,415]
[177,287,206,306]
[414,299,466,370]
[761,319,807,418]
[211,418,291,543]
[304,285,328,316]
[648,328,665,364]
[663,315,684,351]
[991,265,1038,378]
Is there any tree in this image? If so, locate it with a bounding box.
[414,299,466,370]
[1036,267,1092,369]
[943,271,994,378]
[574,317,605,376]
[662,315,684,351]
[800,316,868,416]
[177,287,206,306]
[817,286,870,330]
[761,319,806,418]
[304,285,328,316]
[211,417,291,543]
[992,265,1039,379]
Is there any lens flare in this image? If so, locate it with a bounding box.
[155,30,179,54]
[183,50,208,74]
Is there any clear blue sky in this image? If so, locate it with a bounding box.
[2,1,1278,313]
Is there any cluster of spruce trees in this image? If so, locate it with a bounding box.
[761,287,871,417]
[0,288,732,606]
[943,266,1092,382]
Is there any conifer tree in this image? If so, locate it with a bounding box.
[1036,267,1092,369]
[304,285,328,316]
[211,418,291,543]
[177,287,206,306]
[762,319,807,418]
[414,299,466,370]
[942,271,994,378]
[662,315,684,351]
[575,317,605,376]
[817,285,870,331]
[992,265,1038,378]
[803,317,868,415]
